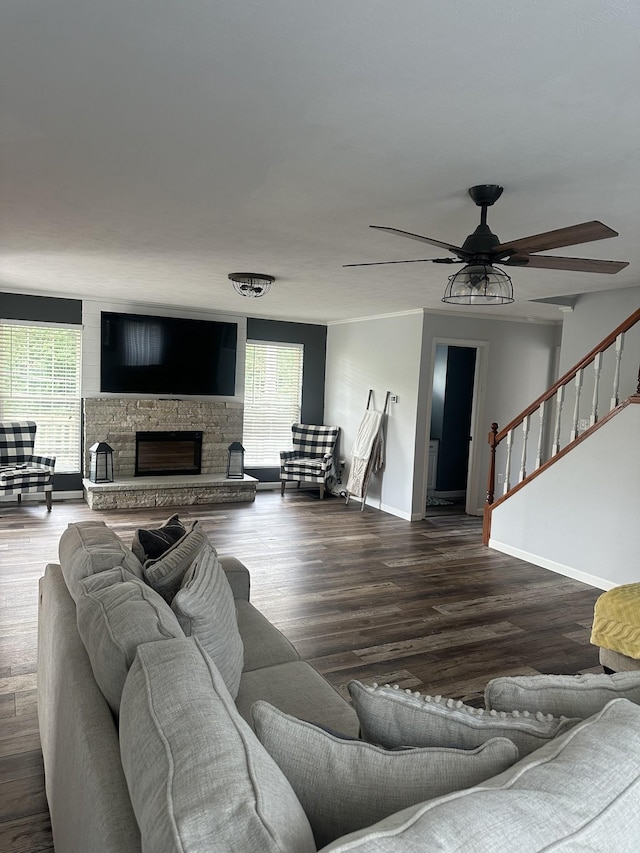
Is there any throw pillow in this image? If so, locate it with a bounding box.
[485,671,640,719]
[58,521,143,602]
[142,520,208,602]
[76,568,184,715]
[171,542,244,698]
[251,700,519,848]
[349,681,580,757]
[131,513,186,563]
[320,699,640,852]
[119,637,316,853]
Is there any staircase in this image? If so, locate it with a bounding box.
[483,307,640,548]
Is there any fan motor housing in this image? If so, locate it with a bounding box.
[468,185,504,207]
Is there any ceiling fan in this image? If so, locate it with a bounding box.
[344,185,628,305]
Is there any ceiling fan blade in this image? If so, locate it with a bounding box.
[343,257,461,268]
[370,225,470,256]
[504,254,629,274]
[494,221,618,255]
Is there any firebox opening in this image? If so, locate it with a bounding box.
[135,431,203,477]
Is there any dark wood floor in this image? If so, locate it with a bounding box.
[0,490,603,851]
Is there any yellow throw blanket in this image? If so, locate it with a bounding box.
[591,583,640,659]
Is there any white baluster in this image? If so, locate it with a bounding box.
[519,415,530,483]
[590,353,603,426]
[504,429,514,494]
[570,369,583,441]
[535,401,546,469]
[552,385,564,456]
[610,333,625,410]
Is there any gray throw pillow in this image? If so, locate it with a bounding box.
[131,513,186,563]
[142,520,208,602]
[58,521,143,601]
[76,568,184,715]
[171,542,244,698]
[349,681,580,757]
[251,700,519,848]
[320,699,640,852]
[485,671,640,719]
[119,637,316,853]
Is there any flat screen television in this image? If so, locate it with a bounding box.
[100,311,237,396]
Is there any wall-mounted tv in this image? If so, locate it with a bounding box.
[100,311,237,396]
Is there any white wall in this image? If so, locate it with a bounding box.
[559,285,640,377]
[489,403,640,589]
[324,311,424,519]
[325,309,561,521]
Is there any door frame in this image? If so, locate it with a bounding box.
[422,337,489,517]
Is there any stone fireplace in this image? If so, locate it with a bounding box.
[82,398,256,509]
[83,398,242,479]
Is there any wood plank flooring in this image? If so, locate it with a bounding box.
[0,491,603,851]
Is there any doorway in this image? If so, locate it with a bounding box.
[426,341,484,517]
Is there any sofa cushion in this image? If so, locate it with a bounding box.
[131,513,187,563]
[236,660,360,738]
[485,671,640,719]
[142,520,208,602]
[170,542,244,699]
[76,568,184,715]
[59,521,143,602]
[349,681,579,757]
[321,699,640,852]
[219,555,251,601]
[235,599,299,671]
[119,637,316,853]
[252,701,519,849]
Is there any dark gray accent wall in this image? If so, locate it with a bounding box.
[245,317,327,481]
[0,291,84,490]
[0,291,82,324]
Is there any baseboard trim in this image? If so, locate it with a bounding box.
[0,490,83,505]
[487,539,616,591]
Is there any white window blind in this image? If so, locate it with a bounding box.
[0,323,82,473]
[243,341,303,467]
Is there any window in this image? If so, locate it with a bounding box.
[0,322,82,472]
[243,341,303,466]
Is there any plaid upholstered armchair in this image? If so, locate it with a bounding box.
[280,423,340,500]
[0,421,56,511]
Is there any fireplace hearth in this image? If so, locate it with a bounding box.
[135,431,203,477]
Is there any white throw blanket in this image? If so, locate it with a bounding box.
[346,409,384,498]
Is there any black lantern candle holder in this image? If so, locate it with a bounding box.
[226,442,245,479]
[89,442,114,483]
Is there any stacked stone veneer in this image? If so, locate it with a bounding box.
[83,398,243,479]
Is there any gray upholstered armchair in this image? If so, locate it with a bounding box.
[0,421,56,511]
[280,423,340,499]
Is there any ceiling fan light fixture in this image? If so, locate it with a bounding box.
[229,272,275,298]
[442,263,514,306]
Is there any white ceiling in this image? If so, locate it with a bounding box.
[2,0,639,325]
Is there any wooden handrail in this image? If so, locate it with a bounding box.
[495,306,640,444]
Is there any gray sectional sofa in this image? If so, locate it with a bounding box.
[38,519,640,852]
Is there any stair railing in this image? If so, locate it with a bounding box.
[483,306,640,544]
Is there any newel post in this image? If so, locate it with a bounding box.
[483,423,499,546]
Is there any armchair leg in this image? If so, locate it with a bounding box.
[281,481,286,497]
[46,492,52,512]
[17,494,21,504]
[319,484,325,500]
